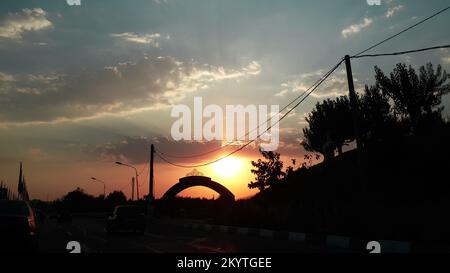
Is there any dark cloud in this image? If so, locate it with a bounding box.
[0,57,260,123]
[93,136,226,165]
[93,128,306,166]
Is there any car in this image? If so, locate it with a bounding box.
[0,200,39,252]
[106,205,145,234]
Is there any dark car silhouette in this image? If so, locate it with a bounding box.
[0,200,39,252]
[106,205,145,234]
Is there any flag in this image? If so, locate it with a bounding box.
[17,162,30,201]
[18,162,24,196]
[22,175,30,201]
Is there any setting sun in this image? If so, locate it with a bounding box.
[212,157,243,178]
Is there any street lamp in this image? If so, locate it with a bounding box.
[115,161,140,200]
[91,177,106,197]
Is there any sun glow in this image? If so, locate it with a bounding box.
[212,157,243,178]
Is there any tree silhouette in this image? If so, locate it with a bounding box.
[359,84,400,143]
[248,151,285,192]
[302,96,354,159]
[61,187,95,212]
[374,63,450,133]
[105,191,127,205]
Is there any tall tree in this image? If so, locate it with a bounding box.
[374,63,450,133]
[248,151,285,192]
[302,96,354,159]
[359,85,399,143]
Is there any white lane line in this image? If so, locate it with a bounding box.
[288,232,306,242]
[66,231,73,236]
[204,224,213,231]
[236,227,249,235]
[326,235,350,249]
[218,225,229,233]
[260,229,274,238]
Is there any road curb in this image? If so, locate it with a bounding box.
[177,222,438,253]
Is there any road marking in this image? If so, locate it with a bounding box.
[204,224,213,231]
[236,227,249,235]
[218,225,228,233]
[380,240,412,253]
[326,235,350,249]
[66,231,73,236]
[260,229,274,238]
[288,232,306,242]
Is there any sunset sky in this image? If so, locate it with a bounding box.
[0,0,449,200]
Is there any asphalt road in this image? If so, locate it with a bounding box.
[38,216,346,253]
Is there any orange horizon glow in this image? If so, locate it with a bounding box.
[211,156,244,178]
[0,152,307,202]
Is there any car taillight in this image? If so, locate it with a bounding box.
[28,217,37,235]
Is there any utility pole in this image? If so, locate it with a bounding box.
[115,161,140,200]
[344,55,366,190]
[131,177,135,201]
[135,171,140,200]
[149,144,155,199]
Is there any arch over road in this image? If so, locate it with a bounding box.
[162,176,235,201]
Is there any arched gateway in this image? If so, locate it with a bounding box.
[162,176,235,201]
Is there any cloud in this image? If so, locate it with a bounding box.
[385,5,404,18]
[0,72,15,83]
[93,131,308,166]
[111,32,165,47]
[279,69,359,99]
[0,8,52,39]
[341,17,373,38]
[94,137,227,165]
[0,57,261,123]
[275,89,289,97]
[442,56,450,64]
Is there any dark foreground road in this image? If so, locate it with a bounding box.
[38,216,346,253]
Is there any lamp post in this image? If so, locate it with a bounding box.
[90,177,106,197]
[115,162,139,200]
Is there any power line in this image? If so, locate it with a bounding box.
[352,6,450,57]
[137,154,150,175]
[352,44,450,59]
[138,161,149,176]
[119,180,132,191]
[156,6,450,161]
[155,59,345,168]
[155,143,227,159]
[156,60,344,159]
